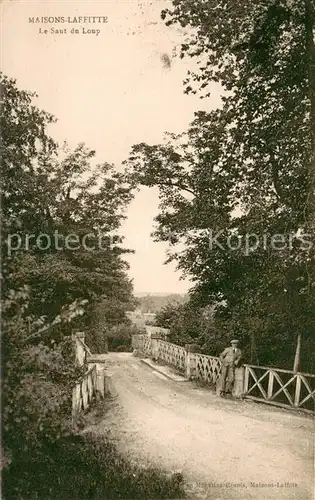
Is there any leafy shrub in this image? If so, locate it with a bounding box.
[2,297,183,500]
[3,433,184,500]
[107,323,141,352]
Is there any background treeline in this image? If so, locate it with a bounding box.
[154,301,314,372]
[135,293,188,313]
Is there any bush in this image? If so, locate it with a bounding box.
[3,433,184,500]
[2,303,183,500]
[107,323,141,352]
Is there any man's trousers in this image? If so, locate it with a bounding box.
[220,363,235,393]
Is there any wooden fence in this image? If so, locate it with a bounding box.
[133,334,315,413]
[157,340,186,373]
[78,337,92,356]
[72,363,98,421]
[244,364,315,412]
[73,332,92,367]
[195,353,222,386]
[141,334,152,357]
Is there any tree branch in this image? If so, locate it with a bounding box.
[156,179,196,197]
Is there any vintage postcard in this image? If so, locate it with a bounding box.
[1,1,314,499]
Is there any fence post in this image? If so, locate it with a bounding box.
[294,374,301,407]
[73,332,86,366]
[267,370,274,400]
[185,344,199,379]
[233,367,244,398]
[96,367,105,398]
[244,365,249,394]
[145,336,153,357]
[150,334,161,360]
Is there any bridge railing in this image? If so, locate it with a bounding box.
[72,363,98,421]
[72,332,107,423]
[157,340,186,373]
[132,333,152,355]
[143,334,152,357]
[133,334,315,413]
[195,353,222,386]
[244,364,315,412]
[73,331,92,367]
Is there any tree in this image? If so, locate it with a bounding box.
[136,293,188,313]
[124,1,315,371]
[1,73,135,467]
[1,73,185,500]
[1,74,135,332]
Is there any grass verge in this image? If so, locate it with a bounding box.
[3,432,185,499]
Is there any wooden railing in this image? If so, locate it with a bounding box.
[78,337,92,363]
[132,334,315,413]
[72,363,98,420]
[157,340,186,373]
[244,364,315,412]
[78,337,92,356]
[143,334,152,357]
[195,354,222,385]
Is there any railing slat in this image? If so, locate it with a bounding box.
[267,370,274,400]
[244,366,249,393]
[244,364,315,377]
[297,375,315,407]
[294,375,301,407]
[133,335,314,413]
[270,372,294,406]
[72,363,98,422]
[246,367,268,399]
[243,364,314,412]
[195,353,222,384]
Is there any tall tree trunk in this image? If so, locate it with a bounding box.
[293,332,302,372]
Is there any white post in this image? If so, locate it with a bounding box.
[294,374,301,407]
[96,367,105,398]
[73,332,86,366]
[243,365,249,394]
[185,344,198,379]
[185,350,190,379]
[151,337,157,360]
[150,334,161,361]
[232,367,244,398]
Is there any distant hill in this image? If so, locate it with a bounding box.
[134,293,188,313]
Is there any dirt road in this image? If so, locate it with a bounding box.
[89,353,314,499]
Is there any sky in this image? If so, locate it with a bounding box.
[2,0,222,294]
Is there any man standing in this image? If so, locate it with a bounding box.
[219,340,242,397]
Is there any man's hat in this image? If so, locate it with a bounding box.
[230,339,239,344]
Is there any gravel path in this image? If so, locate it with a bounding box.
[88,353,314,500]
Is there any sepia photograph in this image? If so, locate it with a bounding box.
[1,0,314,499]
